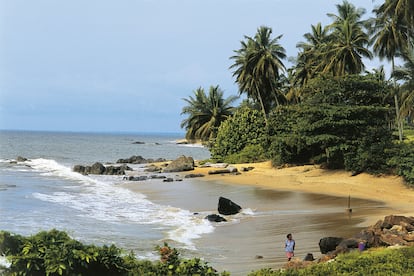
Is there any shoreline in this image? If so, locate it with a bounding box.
[186,161,414,225]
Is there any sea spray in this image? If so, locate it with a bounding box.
[26,158,215,249]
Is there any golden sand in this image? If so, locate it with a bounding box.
[186,161,414,224]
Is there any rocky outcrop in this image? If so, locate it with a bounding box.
[163,156,194,172]
[16,156,28,162]
[218,197,242,215]
[73,162,131,175]
[321,215,414,257]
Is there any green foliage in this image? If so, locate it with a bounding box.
[0,230,228,276]
[249,246,414,276]
[224,144,267,164]
[267,103,393,173]
[387,142,414,185]
[210,107,267,162]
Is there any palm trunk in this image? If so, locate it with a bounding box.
[392,58,403,141]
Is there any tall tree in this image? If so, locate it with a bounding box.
[321,0,372,76]
[230,26,286,122]
[371,0,413,140]
[180,86,238,142]
[393,49,414,125]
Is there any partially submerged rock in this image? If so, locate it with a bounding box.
[218,196,242,215]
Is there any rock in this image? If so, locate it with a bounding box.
[132,141,145,144]
[241,167,255,172]
[303,253,315,261]
[145,165,162,172]
[379,233,408,246]
[381,215,414,230]
[149,175,166,179]
[16,156,28,162]
[73,163,131,175]
[163,156,194,172]
[126,175,148,181]
[354,228,378,248]
[184,173,205,178]
[116,155,147,164]
[218,197,242,215]
[205,214,227,222]
[335,238,359,254]
[319,237,344,254]
[208,167,239,175]
[163,178,174,182]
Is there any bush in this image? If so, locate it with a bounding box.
[387,142,414,185]
[210,107,267,162]
[224,144,267,164]
[0,230,229,276]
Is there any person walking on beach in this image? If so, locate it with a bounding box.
[285,233,295,261]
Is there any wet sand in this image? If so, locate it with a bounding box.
[122,161,413,274]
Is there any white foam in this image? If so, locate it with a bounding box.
[28,158,214,249]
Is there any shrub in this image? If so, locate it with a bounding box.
[387,142,414,185]
[210,107,267,162]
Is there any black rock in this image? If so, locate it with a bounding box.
[205,214,227,222]
[218,197,242,215]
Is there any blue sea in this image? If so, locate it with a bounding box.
[0,130,387,274]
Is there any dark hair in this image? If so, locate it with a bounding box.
[287,233,292,239]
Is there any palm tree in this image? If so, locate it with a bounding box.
[294,23,330,86]
[393,49,414,126]
[181,85,238,142]
[370,0,412,140]
[321,1,372,76]
[230,26,286,122]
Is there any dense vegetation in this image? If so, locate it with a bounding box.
[249,246,414,276]
[180,0,414,185]
[0,230,229,276]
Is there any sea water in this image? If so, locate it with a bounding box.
[0,130,387,274]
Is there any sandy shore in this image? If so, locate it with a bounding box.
[187,161,414,224]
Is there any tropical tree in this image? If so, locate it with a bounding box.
[370,0,413,140]
[230,26,286,122]
[320,0,372,76]
[393,49,414,125]
[180,85,238,142]
[294,23,330,86]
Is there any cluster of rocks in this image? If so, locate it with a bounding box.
[205,197,242,222]
[319,215,414,257]
[73,162,131,175]
[116,155,166,164]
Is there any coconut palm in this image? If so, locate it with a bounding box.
[180,85,238,142]
[230,26,286,122]
[375,0,414,34]
[294,23,330,86]
[393,49,414,125]
[320,1,372,76]
[370,1,412,140]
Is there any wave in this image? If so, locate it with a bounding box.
[24,158,214,249]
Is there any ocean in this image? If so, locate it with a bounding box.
[0,130,387,274]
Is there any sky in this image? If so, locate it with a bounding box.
[0,0,386,133]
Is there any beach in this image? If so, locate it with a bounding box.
[189,161,414,225]
[122,160,414,274]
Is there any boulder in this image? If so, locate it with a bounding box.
[335,238,359,254]
[218,197,242,215]
[163,178,174,182]
[145,165,162,172]
[90,162,106,174]
[319,237,344,254]
[163,156,194,172]
[381,215,414,230]
[205,214,227,222]
[208,167,239,175]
